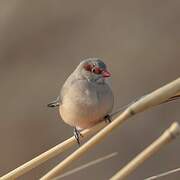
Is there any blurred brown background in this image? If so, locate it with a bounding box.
[0,0,180,179]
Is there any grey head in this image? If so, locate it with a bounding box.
[74,58,111,82]
[47,58,111,107]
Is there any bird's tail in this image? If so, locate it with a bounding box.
[47,102,60,107]
[47,97,60,107]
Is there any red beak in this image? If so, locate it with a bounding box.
[102,70,111,78]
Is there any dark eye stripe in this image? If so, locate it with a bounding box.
[84,64,92,71]
[84,63,102,75]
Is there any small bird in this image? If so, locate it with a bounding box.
[48,58,114,145]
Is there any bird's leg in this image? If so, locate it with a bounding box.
[73,127,83,146]
[104,114,112,123]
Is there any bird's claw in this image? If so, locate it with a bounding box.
[73,128,83,146]
[104,114,112,123]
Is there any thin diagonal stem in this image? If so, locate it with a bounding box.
[144,167,180,180]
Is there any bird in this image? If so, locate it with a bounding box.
[48,58,114,145]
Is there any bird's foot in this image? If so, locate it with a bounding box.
[104,114,112,123]
[73,127,83,146]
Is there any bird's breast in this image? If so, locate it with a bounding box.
[60,81,113,129]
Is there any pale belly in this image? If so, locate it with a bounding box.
[59,83,114,129]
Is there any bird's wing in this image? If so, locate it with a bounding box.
[47,96,60,107]
[59,74,83,103]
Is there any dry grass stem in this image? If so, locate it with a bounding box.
[129,78,180,114]
[54,152,118,179]
[0,121,106,180]
[1,78,180,180]
[40,78,180,179]
[40,110,131,180]
[144,167,180,180]
[110,122,180,180]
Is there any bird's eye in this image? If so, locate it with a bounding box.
[92,67,102,74]
[92,68,96,73]
[84,64,102,75]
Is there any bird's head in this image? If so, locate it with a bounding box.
[76,58,111,82]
